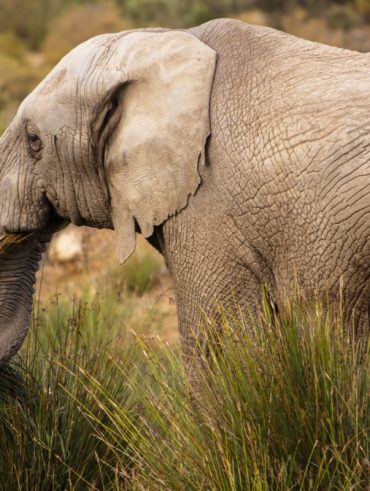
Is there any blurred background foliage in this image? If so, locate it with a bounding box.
[1,0,370,130]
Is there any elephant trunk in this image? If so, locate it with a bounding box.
[0,234,49,366]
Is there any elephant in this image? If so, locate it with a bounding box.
[0,18,369,366]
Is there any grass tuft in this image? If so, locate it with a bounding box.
[83,295,369,490]
[0,233,32,254]
[0,295,139,490]
[108,252,162,296]
[0,291,368,489]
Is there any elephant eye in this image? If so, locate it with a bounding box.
[25,126,43,155]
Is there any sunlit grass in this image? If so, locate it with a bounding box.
[0,291,368,490]
[107,251,162,296]
[0,295,140,490]
[78,295,369,490]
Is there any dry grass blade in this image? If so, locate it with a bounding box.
[0,233,32,254]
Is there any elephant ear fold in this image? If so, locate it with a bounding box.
[105,31,216,263]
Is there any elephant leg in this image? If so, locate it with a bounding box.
[174,256,264,408]
[160,216,268,401]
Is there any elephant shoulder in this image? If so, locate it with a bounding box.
[188,18,358,64]
[189,18,290,52]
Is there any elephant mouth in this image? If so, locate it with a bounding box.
[41,208,68,235]
[2,200,68,237]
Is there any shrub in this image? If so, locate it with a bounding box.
[0,53,45,131]
[356,0,370,18]
[327,3,362,30]
[124,0,171,25]
[0,0,64,49]
[0,31,27,61]
[41,2,130,66]
[121,0,228,28]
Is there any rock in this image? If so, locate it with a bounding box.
[48,225,84,264]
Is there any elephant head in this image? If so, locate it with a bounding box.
[0,29,217,365]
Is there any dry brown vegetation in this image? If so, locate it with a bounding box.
[37,229,178,343]
[0,233,32,253]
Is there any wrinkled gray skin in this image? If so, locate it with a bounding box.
[0,19,369,367]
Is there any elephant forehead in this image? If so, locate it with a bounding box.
[19,86,77,132]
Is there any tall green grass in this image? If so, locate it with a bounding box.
[0,292,368,490]
[75,296,369,490]
[0,294,140,490]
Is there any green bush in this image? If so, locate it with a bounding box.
[42,1,130,66]
[0,53,45,130]
[121,0,226,28]
[0,31,27,61]
[124,0,171,25]
[0,0,61,49]
[327,3,362,30]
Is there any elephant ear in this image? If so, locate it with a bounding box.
[102,31,216,263]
